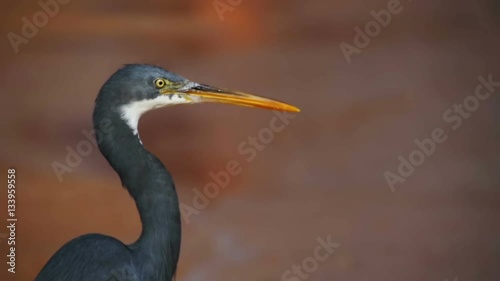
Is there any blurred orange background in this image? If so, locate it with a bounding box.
[1,0,499,280]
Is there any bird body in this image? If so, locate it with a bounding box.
[35,64,299,281]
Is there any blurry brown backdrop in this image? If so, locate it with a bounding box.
[1,0,499,280]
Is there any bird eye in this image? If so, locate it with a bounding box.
[154,79,166,89]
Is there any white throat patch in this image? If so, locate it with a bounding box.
[120,94,195,136]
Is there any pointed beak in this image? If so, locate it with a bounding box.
[182,84,300,113]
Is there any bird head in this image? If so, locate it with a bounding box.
[97,64,300,134]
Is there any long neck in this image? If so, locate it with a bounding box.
[93,108,181,280]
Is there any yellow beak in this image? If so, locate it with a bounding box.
[183,84,300,113]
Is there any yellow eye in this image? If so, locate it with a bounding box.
[154,79,166,89]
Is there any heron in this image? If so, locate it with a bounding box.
[35,64,300,281]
